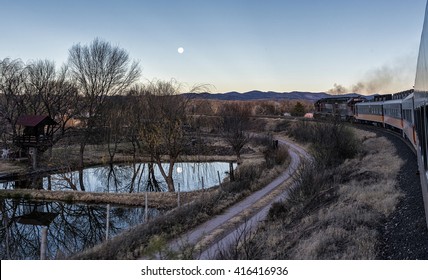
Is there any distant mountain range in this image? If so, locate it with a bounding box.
[184,90,356,102]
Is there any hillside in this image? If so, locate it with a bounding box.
[184,90,333,101]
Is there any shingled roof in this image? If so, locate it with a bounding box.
[16,115,57,127]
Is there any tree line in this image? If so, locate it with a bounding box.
[0,38,254,192]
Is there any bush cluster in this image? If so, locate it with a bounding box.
[268,161,339,222]
[252,134,290,169]
[287,121,359,166]
[268,121,359,221]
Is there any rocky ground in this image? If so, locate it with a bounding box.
[375,129,428,259]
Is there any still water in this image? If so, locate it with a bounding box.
[0,199,160,260]
[1,161,235,192]
[0,162,235,259]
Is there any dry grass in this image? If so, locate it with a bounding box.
[0,160,27,174]
[218,127,404,260]
[0,188,202,208]
[285,131,403,259]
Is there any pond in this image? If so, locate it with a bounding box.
[0,161,236,259]
[0,198,160,260]
[1,161,236,193]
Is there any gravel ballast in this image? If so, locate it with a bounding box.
[375,129,428,259]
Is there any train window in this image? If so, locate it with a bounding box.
[416,108,422,140]
[415,107,424,166]
[425,106,428,170]
[405,109,411,121]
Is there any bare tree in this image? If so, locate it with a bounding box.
[67,38,140,190]
[0,58,81,164]
[25,59,56,115]
[220,102,252,164]
[138,80,191,192]
[99,96,129,164]
[0,58,27,137]
[126,85,145,160]
[25,60,79,140]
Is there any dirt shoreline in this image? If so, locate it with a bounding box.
[0,188,206,208]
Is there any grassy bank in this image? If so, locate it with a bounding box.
[0,188,203,208]
[217,121,404,259]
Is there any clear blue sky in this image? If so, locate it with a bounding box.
[0,0,426,94]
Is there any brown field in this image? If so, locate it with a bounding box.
[218,126,404,260]
[286,132,403,259]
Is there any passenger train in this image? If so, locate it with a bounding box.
[368,10,428,229]
[315,3,428,228]
[355,87,428,228]
[355,90,416,148]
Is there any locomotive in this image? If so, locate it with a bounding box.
[313,94,366,121]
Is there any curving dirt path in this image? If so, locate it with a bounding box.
[159,138,311,259]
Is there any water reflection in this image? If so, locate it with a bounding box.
[46,161,235,193]
[0,162,235,193]
[0,199,159,260]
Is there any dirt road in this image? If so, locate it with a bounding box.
[163,138,311,259]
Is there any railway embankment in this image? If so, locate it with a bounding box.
[374,128,428,259]
[216,121,428,259]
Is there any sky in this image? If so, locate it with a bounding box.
[0,0,427,94]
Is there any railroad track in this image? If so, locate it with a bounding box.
[352,123,417,155]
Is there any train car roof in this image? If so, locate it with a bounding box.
[314,94,364,104]
[382,99,403,105]
[356,101,384,106]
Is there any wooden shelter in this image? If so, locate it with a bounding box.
[14,115,57,151]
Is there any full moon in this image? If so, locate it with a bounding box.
[177,47,184,54]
